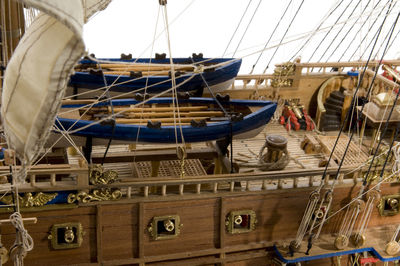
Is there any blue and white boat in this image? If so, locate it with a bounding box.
[56,97,276,144]
[69,56,242,97]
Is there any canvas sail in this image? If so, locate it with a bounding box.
[1,0,111,182]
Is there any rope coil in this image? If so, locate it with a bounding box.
[9,212,33,266]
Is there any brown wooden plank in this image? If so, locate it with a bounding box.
[96,205,103,263]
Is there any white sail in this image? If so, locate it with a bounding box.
[1,0,111,181]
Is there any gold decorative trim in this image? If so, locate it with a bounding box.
[48,222,84,250]
[89,164,119,185]
[148,215,182,240]
[68,165,122,204]
[225,210,257,234]
[67,189,122,203]
[0,192,57,207]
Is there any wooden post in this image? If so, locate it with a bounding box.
[219,198,226,265]
[262,180,267,190]
[96,205,103,263]
[341,90,352,123]
[76,168,89,188]
[29,174,36,187]
[214,157,222,174]
[138,202,144,265]
[291,63,302,88]
[127,187,132,199]
[50,173,56,186]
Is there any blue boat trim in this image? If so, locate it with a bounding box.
[0,191,75,206]
[274,244,400,263]
[69,58,242,94]
[58,98,277,143]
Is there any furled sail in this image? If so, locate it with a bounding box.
[1,0,111,182]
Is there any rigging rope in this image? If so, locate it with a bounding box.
[350,0,396,60]
[232,0,262,58]
[133,4,162,164]
[292,0,394,250]
[307,0,353,63]
[289,0,345,61]
[161,2,186,148]
[337,0,384,61]
[249,0,293,74]
[263,0,305,73]
[323,0,371,62]
[222,0,253,57]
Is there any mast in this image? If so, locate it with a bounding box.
[0,0,25,85]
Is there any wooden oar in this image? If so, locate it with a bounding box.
[98,63,194,71]
[116,117,209,124]
[125,111,224,118]
[103,71,171,76]
[104,66,194,71]
[111,106,209,112]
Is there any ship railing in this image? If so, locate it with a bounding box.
[0,164,88,189]
[0,164,391,200]
[232,60,400,91]
[85,166,381,199]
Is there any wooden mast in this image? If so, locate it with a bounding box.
[0,0,25,84]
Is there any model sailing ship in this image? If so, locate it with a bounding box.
[1,0,400,265]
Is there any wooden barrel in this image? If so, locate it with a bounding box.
[263,135,287,163]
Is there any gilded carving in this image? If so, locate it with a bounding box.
[67,189,122,203]
[68,165,121,203]
[271,62,295,88]
[1,192,57,207]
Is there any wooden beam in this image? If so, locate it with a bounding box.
[96,205,103,263]
[91,147,218,163]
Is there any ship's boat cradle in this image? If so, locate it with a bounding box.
[0,163,399,265]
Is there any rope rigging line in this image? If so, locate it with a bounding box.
[289,0,345,61]
[358,10,399,60]
[222,0,253,57]
[326,8,400,250]
[98,67,116,166]
[324,0,373,63]
[374,14,400,59]
[232,0,263,58]
[57,74,196,135]
[161,1,186,148]
[134,4,162,157]
[263,0,305,74]
[320,0,394,191]
[337,0,384,61]
[61,0,197,102]
[315,168,400,233]
[386,27,400,53]
[291,1,394,251]
[307,0,354,63]
[327,0,394,191]
[349,0,397,60]
[249,0,293,74]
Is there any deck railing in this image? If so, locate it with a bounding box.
[231,60,400,90]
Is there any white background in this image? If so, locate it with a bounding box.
[83,0,400,74]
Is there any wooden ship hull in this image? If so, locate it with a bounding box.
[0,117,398,265]
[3,1,400,266]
